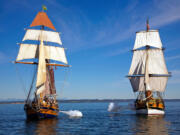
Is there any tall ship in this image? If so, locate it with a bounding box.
[15,9,69,119]
[127,20,171,115]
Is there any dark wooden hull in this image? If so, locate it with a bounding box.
[24,104,59,119]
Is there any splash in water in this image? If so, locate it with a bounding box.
[108,102,121,112]
[108,102,135,112]
[59,110,83,118]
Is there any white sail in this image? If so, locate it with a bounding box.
[128,49,169,92]
[128,76,145,92]
[134,30,162,50]
[44,46,68,64]
[147,49,168,74]
[129,49,168,75]
[147,49,168,92]
[16,44,38,61]
[23,29,62,45]
[128,50,146,92]
[36,40,46,87]
[148,77,168,92]
[128,50,146,75]
[145,50,150,90]
[36,84,45,95]
[16,44,68,64]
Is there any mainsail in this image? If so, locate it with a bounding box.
[128,30,170,92]
[16,11,68,96]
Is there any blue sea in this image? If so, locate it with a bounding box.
[0,101,180,135]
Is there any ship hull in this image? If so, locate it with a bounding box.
[24,104,59,119]
[136,108,165,115]
[135,98,165,115]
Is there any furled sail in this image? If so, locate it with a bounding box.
[23,29,62,45]
[133,30,162,50]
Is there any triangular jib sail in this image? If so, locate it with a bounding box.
[128,21,170,92]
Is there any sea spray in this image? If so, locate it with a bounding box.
[108,102,121,112]
[59,110,83,117]
[108,102,135,112]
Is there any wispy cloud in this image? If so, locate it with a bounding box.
[106,47,130,57]
[151,0,180,27]
[34,0,180,52]
[0,51,9,64]
[166,55,180,61]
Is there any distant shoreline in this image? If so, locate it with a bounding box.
[0,99,180,104]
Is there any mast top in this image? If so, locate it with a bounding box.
[146,18,150,31]
[30,11,56,31]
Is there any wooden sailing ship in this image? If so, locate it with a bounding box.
[15,10,69,119]
[127,20,171,115]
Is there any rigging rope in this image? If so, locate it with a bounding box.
[14,63,37,99]
[58,68,70,99]
[26,65,37,102]
[14,64,27,97]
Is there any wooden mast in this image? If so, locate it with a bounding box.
[145,18,152,99]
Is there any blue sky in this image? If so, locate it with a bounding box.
[0,0,180,99]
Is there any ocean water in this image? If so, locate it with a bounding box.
[0,101,180,135]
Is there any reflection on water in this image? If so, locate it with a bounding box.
[133,115,170,135]
[25,118,58,135]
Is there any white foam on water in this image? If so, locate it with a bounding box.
[108,102,135,112]
[59,110,83,118]
[108,102,121,112]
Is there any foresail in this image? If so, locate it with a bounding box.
[134,30,162,50]
[16,44,38,61]
[36,40,46,87]
[36,84,46,95]
[23,29,62,45]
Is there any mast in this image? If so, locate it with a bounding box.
[144,19,150,96]
[35,25,46,100]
